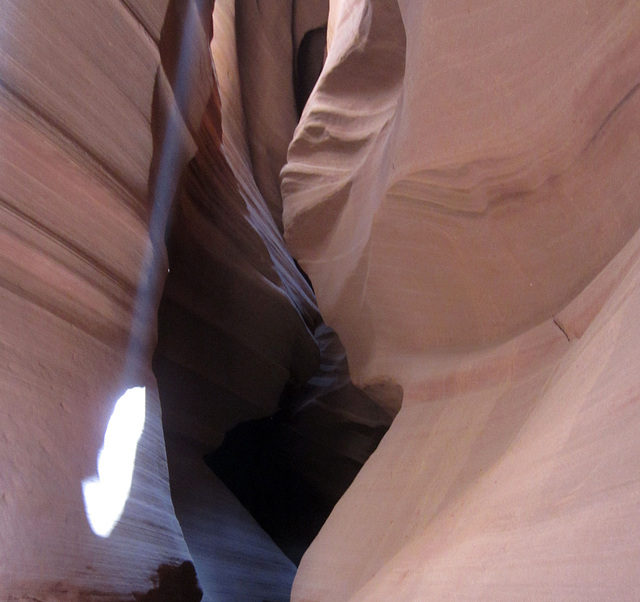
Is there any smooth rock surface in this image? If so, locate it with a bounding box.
[292,225,640,600]
[0,0,213,598]
[283,0,640,383]
[4,0,640,599]
[2,0,390,597]
[284,0,640,599]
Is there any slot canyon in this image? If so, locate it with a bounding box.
[1,0,640,600]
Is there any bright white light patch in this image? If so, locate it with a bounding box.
[82,386,146,537]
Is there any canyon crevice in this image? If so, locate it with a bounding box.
[1,0,640,600]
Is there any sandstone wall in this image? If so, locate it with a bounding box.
[4,0,638,599]
[284,0,640,383]
[0,1,210,598]
[284,0,640,599]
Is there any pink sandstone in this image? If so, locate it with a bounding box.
[283,0,640,599]
[1,0,639,599]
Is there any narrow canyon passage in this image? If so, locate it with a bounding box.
[1,0,640,601]
[152,0,395,597]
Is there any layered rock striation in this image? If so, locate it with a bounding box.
[155,1,393,594]
[284,0,640,383]
[283,0,640,599]
[0,0,214,598]
[1,0,391,599]
[3,0,640,600]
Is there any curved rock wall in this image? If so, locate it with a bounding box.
[5,0,639,599]
[284,0,640,599]
[2,0,392,597]
[232,0,330,230]
[155,2,394,596]
[0,0,214,598]
[284,0,640,383]
[292,227,640,600]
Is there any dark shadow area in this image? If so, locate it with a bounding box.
[204,415,335,566]
[295,26,327,117]
[150,0,395,594]
[204,354,394,566]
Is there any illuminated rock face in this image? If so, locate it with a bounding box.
[283,0,640,599]
[284,0,640,384]
[0,1,213,599]
[3,0,640,601]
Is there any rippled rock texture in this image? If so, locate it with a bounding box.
[0,1,209,598]
[284,0,640,599]
[1,0,385,600]
[2,0,640,600]
[155,0,390,597]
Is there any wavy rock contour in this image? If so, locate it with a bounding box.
[284,0,640,599]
